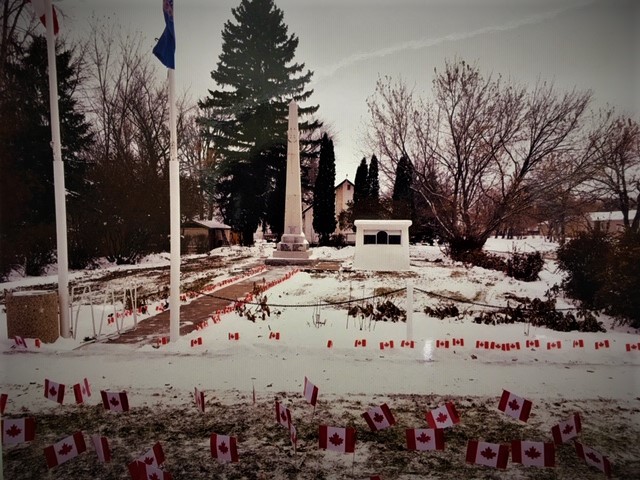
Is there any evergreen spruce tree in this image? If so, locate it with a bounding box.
[312,133,337,245]
[392,155,414,219]
[365,154,381,218]
[351,157,369,221]
[198,0,320,245]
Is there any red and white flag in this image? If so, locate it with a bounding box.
[194,387,205,413]
[29,0,60,36]
[44,431,87,468]
[2,417,36,445]
[101,390,130,412]
[573,339,584,348]
[319,425,356,453]
[210,433,239,463]
[289,423,297,451]
[526,339,540,348]
[551,412,582,444]
[546,341,562,350]
[303,377,318,407]
[275,400,291,429]
[575,442,612,477]
[595,339,610,350]
[466,440,509,469]
[13,336,27,348]
[511,440,555,468]
[135,442,165,468]
[425,402,460,429]
[0,393,7,414]
[91,434,111,463]
[362,403,395,432]
[405,428,445,451]
[497,389,532,422]
[44,379,65,404]
[73,378,91,404]
[129,462,173,480]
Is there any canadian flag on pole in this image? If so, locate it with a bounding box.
[134,442,166,468]
[551,412,582,444]
[90,434,111,463]
[466,440,509,469]
[362,403,396,432]
[405,428,445,451]
[194,387,205,413]
[319,425,356,453]
[2,417,36,445]
[275,400,292,429]
[44,379,65,404]
[0,392,7,414]
[497,389,532,422]
[303,377,318,407]
[73,378,91,404]
[29,0,60,36]
[511,440,555,468]
[425,402,460,429]
[210,433,239,463]
[101,390,130,412]
[44,431,87,468]
[129,462,173,480]
[575,442,613,477]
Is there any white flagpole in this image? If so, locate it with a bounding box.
[44,0,70,338]
[168,67,180,342]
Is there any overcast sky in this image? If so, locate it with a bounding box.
[59,0,638,183]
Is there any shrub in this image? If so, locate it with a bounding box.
[506,250,544,282]
[451,249,507,272]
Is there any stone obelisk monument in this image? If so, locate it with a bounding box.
[270,100,312,264]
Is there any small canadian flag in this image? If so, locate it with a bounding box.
[354,339,366,347]
[400,340,415,348]
[526,339,540,348]
[573,339,584,348]
[0,393,7,415]
[362,403,396,431]
[133,442,165,469]
[551,412,582,444]
[405,428,445,451]
[44,379,65,404]
[546,341,562,350]
[101,390,130,412]
[275,400,292,429]
[228,332,240,340]
[190,337,202,347]
[73,378,91,404]
[476,340,490,349]
[44,431,87,469]
[436,340,449,348]
[626,342,640,352]
[379,341,394,350]
[210,433,239,463]
[497,389,533,422]
[452,338,464,347]
[575,442,612,477]
[303,377,318,407]
[319,425,356,453]
[466,440,509,469]
[91,434,111,463]
[13,336,27,348]
[511,440,555,468]
[194,387,205,413]
[130,463,173,480]
[269,331,280,340]
[2,417,36,445]
[425,402,460,429]
[595,339,610,350]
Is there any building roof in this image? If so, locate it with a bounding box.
[335,178,355,189]
[185,219,231,230]
[588,210,637,222]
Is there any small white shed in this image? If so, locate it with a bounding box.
[353,219,412,271]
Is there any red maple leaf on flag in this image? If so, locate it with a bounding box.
[525,446,541,459]
[562,424,574,435]
[149,474,160,480]
[436,412,448,423]
[6,425,21,437]
[218,441,229,454]
[508,398,520,411]
[329,432,344,446]
[58,443,73,456]
[144,456,154,465]
[417,432,431,443]
[49,386,57,396]
[373,412,384,423]
[110,397,120,407]
[586,452,601,464]
[481,447,497,459]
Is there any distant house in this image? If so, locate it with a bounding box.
[302,178,356,244]
[588,210,638,233]
[180,219,237,253]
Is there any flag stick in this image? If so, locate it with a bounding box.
[168,67,180,343]
[406,280,414,341]
[44,0,70,338]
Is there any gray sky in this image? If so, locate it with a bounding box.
[59,0,638,183]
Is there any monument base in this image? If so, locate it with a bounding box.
[267,234,314,265]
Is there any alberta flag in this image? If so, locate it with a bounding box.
[153,0,175,69]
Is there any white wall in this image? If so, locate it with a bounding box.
[353,220,412,271]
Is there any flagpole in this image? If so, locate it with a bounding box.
[168,67,180,342]
[44,0,70,338]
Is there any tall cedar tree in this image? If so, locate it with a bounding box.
[351,157,369,222]
[312,133,337,245]
[392,155,414,220]
[360,154,382,219]
[198,0,320,245]
[0,36,93,277]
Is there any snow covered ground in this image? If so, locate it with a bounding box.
[1,238,639,479]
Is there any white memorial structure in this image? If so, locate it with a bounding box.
[269,101,313,264]
[353,219,412,271]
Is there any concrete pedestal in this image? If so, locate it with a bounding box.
[6,290,60,343]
